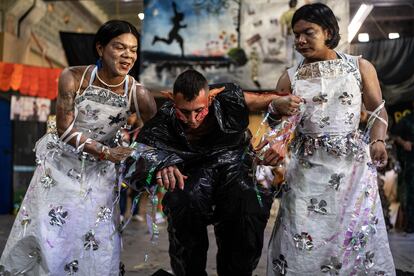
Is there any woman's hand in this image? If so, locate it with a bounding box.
[255,139,285,166]
[370,141,387,168]
[107,146,134,163]
[271,95,303,116]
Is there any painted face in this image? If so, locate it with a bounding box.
[97,33,138,76]
[293,20,331,61]
[174,89,209,129]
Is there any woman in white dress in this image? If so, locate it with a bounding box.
[267,3,396,275]
[0,20,156,275]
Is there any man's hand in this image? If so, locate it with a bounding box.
[270,95,303,116]
[155,165,188,190]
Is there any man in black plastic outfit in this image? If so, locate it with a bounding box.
[125,69,300,276]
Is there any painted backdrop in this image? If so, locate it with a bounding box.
[140,0,349,91]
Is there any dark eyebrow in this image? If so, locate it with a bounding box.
[113,41,138,48]
[294,27,314,35]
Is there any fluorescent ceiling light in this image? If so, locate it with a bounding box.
[388,33,400,39]
[358,33,370,42]
[138,13,145,20]
[348,4,374,42]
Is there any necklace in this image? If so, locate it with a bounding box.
[96,71,127,88]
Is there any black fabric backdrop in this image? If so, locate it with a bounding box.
[351,37,414,125]
[59,32,140,80]
[351,37,414,107]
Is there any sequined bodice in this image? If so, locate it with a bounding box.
[290,54,362,136]
[73,78,130,144]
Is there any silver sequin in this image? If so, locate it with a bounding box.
[321,256,342,275]
[338,92,353,105]
[272,254,288,275]
[312,94,328,104]
[67,168,81,181]
[81,104,100,121]
[328,173,345,190]
[307,198,328,215]
[348,231,368,251]
[83,230,99,251]
[291,131,366,162]
[40,169,56,189]
[319,116,330,128]
[96,207,112,224]
[20,207,31,227]
[64,260,79,275]
[345,112,354,125]
[293,232,314,251]
[49,206,68,227]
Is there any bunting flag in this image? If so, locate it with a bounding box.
[0,61,62,100]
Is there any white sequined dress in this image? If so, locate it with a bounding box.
[0,66,139,275]
[267,53,396,276]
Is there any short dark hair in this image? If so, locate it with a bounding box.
[289,0,297,8]
[173,69,209,101]
[291,3,340,49]
[93,20,140,58]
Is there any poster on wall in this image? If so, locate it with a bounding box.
[140,0,349,91]
[10,95,51,122]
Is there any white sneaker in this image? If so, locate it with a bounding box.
[132,214,145,222]
[155,212,165,224]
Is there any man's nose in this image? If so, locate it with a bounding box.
[188,112,197,123]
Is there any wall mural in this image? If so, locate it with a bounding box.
[140,0,349,91]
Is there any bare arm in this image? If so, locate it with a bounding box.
[56,67,133,163]
[56,67,101,157]
[133,85,157,123]
[360,58,388,165]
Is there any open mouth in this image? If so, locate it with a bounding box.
[119,62,131,70]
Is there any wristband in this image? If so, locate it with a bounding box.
[370,139,385,146]
[98,146,110,160]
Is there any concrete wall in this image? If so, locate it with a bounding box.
[0,0,107,68]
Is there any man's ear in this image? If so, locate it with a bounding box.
[161,90,174,100]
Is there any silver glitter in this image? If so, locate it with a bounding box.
[348,231,368,251]
[21,207,31,227]
[35,158,42,166]
[40,169,56,189]
[96,207,112,224]
[291,131,366,162]
[272,254,288,275]
[293,232,313,251]
[295,58,362,89]
[49,206,68,227]
[64,260,79,275]
[83,230,99,251]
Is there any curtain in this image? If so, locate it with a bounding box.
[351,37,414,106]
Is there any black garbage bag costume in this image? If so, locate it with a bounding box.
[123,83,272,276]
